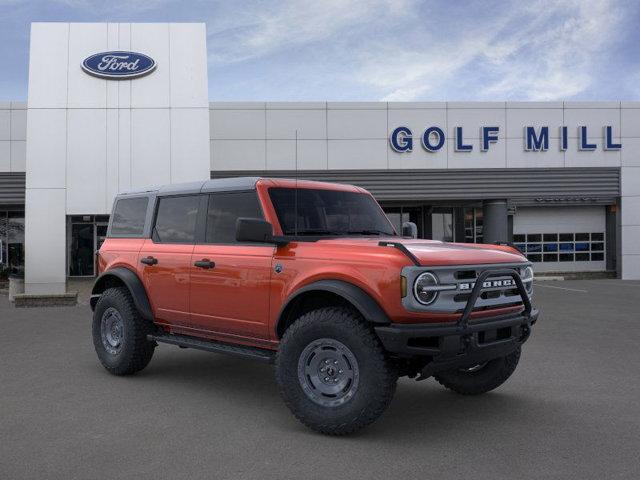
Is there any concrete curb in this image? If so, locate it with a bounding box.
[13,292,78,308]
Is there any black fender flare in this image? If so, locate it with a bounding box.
[276,279,390,337]
[90,267,153,321]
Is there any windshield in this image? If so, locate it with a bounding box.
[268,187,396,237]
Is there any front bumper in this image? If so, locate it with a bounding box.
[375,267,539,377]
[375,309,538,375]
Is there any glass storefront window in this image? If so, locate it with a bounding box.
[0,211,25,276]
[69,223,95,276]
[431,209,453,242]
[0,213,5,269]
[514,232,605,263]
[463,207,483,243]
[67,215,111,277]
[382,206,424,237]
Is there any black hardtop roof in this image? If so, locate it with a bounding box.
[116,177,262,197]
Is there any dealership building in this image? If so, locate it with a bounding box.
[1,22,639,296]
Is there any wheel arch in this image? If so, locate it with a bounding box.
[91,267,153,321]
[275,279,390,339]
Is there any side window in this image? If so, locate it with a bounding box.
[153,195,200,244]
[110,197,148,237]
[205,192,263,244]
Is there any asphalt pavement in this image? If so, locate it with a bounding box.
[1,279,639,480]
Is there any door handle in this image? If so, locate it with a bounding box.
[140,256,158,266]
[194,259,215,269]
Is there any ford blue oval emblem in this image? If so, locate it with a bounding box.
[82,51,156,80]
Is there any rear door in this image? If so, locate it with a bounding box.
[189,191,274,340]
[139,194,203,326]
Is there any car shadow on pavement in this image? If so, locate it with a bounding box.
[122,346,550,440]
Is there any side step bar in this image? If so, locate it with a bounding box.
[147,333,276,364]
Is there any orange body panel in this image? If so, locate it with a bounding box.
[98,178,529,348]
[139,239,194,325]
[188,244,274,341]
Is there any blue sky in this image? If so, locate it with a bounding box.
[1,0,639,101]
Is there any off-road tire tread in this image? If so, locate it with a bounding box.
[434,347,521,395]
[92,286,155,376]
[276,307,397,435]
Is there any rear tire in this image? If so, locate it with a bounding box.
[275,307,397,435]
[434,347,521,395]
[92,287,155,376]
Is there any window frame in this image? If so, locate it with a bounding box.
[513,231,606,263]
[150,193,205,245]
[200,190,268,246]
[107,195,151,238]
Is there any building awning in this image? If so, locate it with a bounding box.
[212,167,620,206]
[0,173,26,207]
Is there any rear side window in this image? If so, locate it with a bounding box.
[110,197,148,237]
[153,195,200,244]
[205,192,263,244]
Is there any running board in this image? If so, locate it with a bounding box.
[147,333,276,364]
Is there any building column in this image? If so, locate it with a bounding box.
[621,167,640,279]
[24,189,66,294]
[483,199,508,244]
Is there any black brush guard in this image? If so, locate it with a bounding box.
[374,268,539,379]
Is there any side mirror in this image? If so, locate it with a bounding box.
[236,218,275,243]
[402,221,418,239]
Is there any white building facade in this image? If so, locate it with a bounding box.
[0,22,639,296]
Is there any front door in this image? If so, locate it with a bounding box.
[189,191,274,341]
[139,194,201,326]
[69,222,95,276]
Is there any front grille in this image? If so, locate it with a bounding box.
[402,262,532,314]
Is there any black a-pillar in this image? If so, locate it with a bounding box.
[482,199,508,244]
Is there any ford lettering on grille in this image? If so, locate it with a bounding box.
[82,51,156,79]
[458,279,516,291]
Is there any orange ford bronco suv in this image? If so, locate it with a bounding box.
[91,177,538,435]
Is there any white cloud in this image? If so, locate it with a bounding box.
[37,0,175,11]
[360,0,625,101]
[207,0,411,65]
[206,0,626,101]
[478,0,622,100]
[344,0,622,101]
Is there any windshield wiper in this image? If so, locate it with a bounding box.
[347,229,394,236]
[286,229,395,236]
[291,229,345,236]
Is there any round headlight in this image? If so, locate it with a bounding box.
[521,266,534,294]
[414,272,439,305]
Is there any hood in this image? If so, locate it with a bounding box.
[317,236,527,266]
[396,239,526,266]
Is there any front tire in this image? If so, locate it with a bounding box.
[275,307,397,435]
[92,287,156,376]
[434,347,521,395]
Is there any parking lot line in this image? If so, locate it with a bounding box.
[532,283,588,293]
[584,281,640,288]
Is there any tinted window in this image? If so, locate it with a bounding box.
[153,195,200,243]
[110,197,148,236]
[268,188,395,236]
[206,192,263,244]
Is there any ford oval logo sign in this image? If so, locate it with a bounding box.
[82,51,156,80]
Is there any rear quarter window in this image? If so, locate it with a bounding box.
[110,197,149,237]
